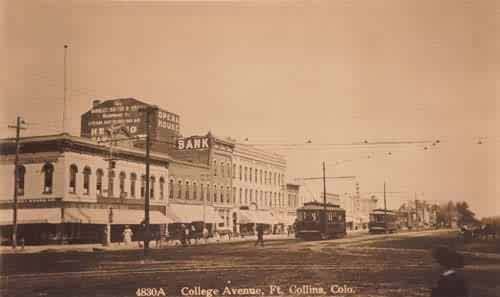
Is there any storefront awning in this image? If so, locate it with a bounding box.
[64,208,108,224]
[112,209,172,225]
[0,208,61,225]
[239,210,278,225]
[283,214,297,225]
[64,208,172,225]
[238,211,257,224]
[166,203,223,224]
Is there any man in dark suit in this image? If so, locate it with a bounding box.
[431,246,468,297]
[255,224,264,247]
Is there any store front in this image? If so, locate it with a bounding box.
[0,207,171,245]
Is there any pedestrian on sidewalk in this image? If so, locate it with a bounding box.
[431,246,468,297]
[122,225,133,245]
[185,225,191,245]
[202,226,209,244]
[180,224,188,247]
[255,224,264,247]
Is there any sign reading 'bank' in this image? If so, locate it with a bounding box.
[177,136,210,150]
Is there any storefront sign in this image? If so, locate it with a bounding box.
[177,137,210,150]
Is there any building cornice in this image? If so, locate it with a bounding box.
[0,133,172,167]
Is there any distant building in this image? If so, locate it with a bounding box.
[231,140,289,234]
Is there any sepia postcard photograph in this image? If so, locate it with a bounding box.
[1,0,499,296]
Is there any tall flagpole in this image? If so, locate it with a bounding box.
[62,44,68,133]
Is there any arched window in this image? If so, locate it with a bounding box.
[249,189,253,203]
[150,176,155,199]
[244,167,247,182]
[206,183,211,202]
[239,188,242,204]
[213,160,217,176]
[260,169,263,184]
[244,189,248,205]
[239,165,242,180]
[69,164,78,193]
[108,171,115,197]
[226,186,230,203]
[96,169,103,195]
[221,162,225,178]
[232,187,236,204]
[17,165,26,196]
[130,173,137,198]
[42,163,54,194]
[140,175,146,198]
[200,183,204,201]
[169,179,174,199]
[83,167,91,195]
[213,184,217,201]
[255,168,258,183]
[249,167,252,182]
[232,164,236,179]
[159,177,165,200]
[185,181,190,200]
[177,180,182,199]
[227,163,231,178]
[119,172,126,197]
[220,186,224,203]
[193,182,197,200]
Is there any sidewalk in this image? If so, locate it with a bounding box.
[0,233,293,255]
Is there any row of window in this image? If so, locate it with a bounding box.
[168,179,232,204]
[237,188,287,208]
[14,162,292,209]
[69,164,166,200]
[212,159,285,186]
[287,194,299,209]
[15,163,165,200]
[167,178,290,209]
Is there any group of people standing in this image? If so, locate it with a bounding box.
[179,224,210,246]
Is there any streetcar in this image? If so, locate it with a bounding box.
[295,201,347,240]
[368,209,398,234]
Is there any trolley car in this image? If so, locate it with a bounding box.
[368,209,398,234]
[295,201,347,240]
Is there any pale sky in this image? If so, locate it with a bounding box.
[2,0,499,217]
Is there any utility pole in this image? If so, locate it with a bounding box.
[414,192,418,228]
[322,162,327,235]
[8,116,26,249]
[141,105,158,258]
[383,181,387,213]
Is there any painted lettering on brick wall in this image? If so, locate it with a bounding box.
[177,137,210,150]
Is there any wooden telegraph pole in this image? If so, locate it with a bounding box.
[322,162,327,235]
[8,116,27,249]
[141,105,158,258]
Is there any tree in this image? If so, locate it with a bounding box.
[455,201,477,226]
[436,201,456,228]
